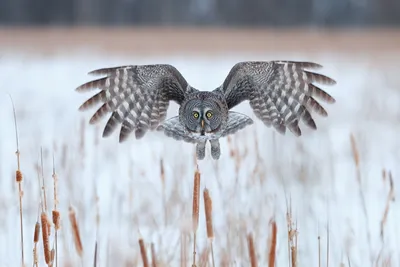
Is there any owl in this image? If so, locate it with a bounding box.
[76,61,336,160]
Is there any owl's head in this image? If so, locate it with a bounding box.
[180,92,228,136]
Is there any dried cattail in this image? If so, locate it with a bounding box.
[33,222,40,267]
[16,170,23,182]
[150,243,157,267]
[139,238,149,267]
[69,206,83,258]
[192,169,201,231]
[47,218,51,237]
[268,220,277,267]
[41,212,51,264]
[52,210,60,230]
[9,94,25,265]
[33,222,40,243]
[247,233,257,267]
[291,246,297,267]
[192,169,201,267]
[203,189,214,240]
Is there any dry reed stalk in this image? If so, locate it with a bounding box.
[9,94,25,266]
[198,246,210,267]
[69,206,83,258]
[93,241,98,267]
[192,168,201,267]
[247,233,258,267]
[219,250,230,267]
[41,212,51,265]
[326,222,330,267]
[268,220,277,267]
[286,197,292,266]
[318,235,321,267]
[139,238,149,267]
[203,188,215,267]
[52,157,60,267]
[40,148,48,213]
[180,233,188,267]
[150,243,158,267]
[285,196,298,267]
[349,134,372,257]
[380,170,395,241]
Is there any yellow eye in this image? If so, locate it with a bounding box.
[193,111,199,118]
[206,111,213,118]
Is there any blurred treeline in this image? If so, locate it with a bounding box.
[0,0,399,26]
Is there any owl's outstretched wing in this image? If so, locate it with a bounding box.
[214,61,336,136]
[76,64,196,142]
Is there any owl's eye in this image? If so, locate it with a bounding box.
[193,111,200,118]
[206,111,213,118]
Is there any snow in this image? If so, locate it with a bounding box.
[0,51,399,266]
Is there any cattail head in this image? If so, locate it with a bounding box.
[16,170,23,182]
[268,220,277,267]
[33,222,40,243]
[52,210,60,230]
[139,238,149,267]
[203,188,214,240]
[247,233,257,267]
[41,212,51,264]
[69,206,83,258]
[192,169,201,232]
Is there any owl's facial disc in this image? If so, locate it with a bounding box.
[181,97,225,138]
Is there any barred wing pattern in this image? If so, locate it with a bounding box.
[215,61,336,136]
[76,64,194,142]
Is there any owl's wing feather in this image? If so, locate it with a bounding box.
[221,112,253,137]
[77,64,196,142]
[214,61,336,136]
[156,116,198,143]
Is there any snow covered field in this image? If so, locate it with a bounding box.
[0,48,399,266]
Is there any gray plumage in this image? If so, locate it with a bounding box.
[76,60,336,160]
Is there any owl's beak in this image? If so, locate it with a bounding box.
[200,119,205,135]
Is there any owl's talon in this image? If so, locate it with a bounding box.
[210,140,220,160]
[196,142,206,160]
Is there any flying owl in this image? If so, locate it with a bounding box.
[76,61,336,160]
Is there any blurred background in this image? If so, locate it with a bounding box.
[1,1,400,267]
[1,0,400,26]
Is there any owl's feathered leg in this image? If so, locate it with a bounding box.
[196,142,206,160]
[210,139,220,160]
